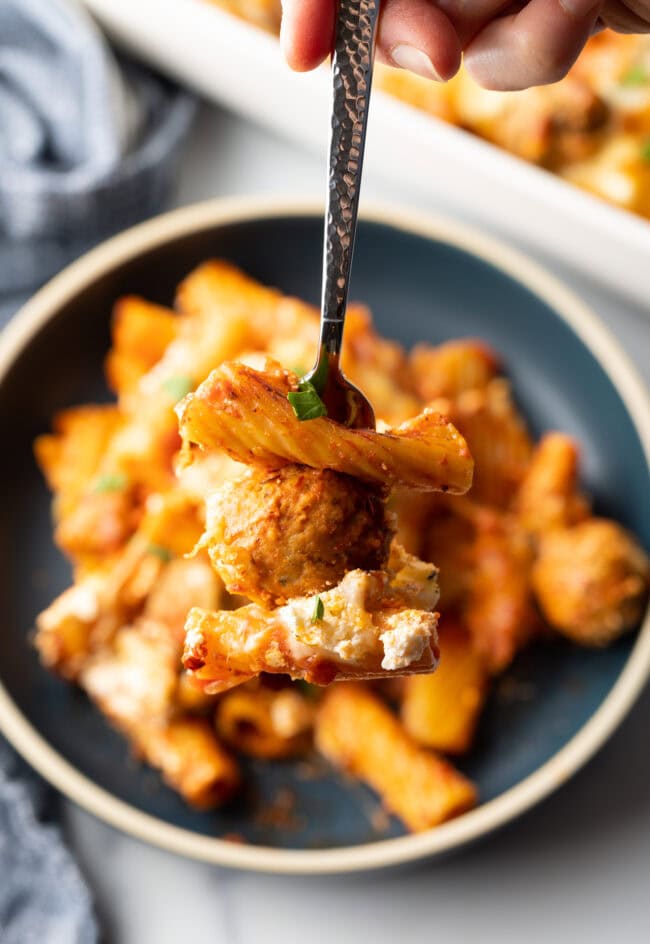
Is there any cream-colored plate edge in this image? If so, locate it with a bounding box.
[0,195,648,874]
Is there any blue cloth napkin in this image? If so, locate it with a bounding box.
[0,0,196,324]
[0,740,96,944]
[0,0,196,938]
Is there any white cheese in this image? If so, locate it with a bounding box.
[184,624,205,654]
[380,611,436,671]
[277,571,378,663]
[276,548,439,671]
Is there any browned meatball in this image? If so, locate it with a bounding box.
[532,519,649,646]
[202,466,393,606]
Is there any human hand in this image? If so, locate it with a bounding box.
[279,0,650,90]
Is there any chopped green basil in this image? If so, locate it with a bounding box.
[621,64,648,87]
[309,351,330,394]
[93,473,128,494]
[295,680,320,700]
[311,595,325,622]
[146,544,172,562]
[162,374,193,401]
[287,381,327,421]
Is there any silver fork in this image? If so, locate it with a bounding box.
[304,0,380,429]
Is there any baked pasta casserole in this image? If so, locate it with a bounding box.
[207,1,650,220]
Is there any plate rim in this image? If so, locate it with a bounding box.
[1,195,648,874]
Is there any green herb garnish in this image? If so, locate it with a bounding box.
[287,381,327,421]
[146,544,172,562]
[621,64,648,87]
[162,375,193,401]
[311,595,325,622]
[93,473,128,494]
[640,138,650,163]
[309,350,330,394]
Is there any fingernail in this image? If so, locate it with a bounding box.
[559,0,601,18]
[390,44,441,81]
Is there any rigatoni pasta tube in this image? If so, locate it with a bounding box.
[315,684,477,832]
[183,584,439,688]
[177,360,473,495]
[401,619,489,755]
[429,379,531,508]
[215,684,315,759]
[463,516,537,674]
[515,432,590,535]
[80,622,240,809]
[409,339,499,401]
[140,718,240,809]
[106,296,178,397]
[34,404,122,523]
[183,547,441,689]
[34,535,165,679]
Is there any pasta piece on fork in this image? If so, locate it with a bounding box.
[177,360,474,494]
[178,359,473,685]
[183,545,441,689]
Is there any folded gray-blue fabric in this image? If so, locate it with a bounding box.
[0,738,97,944]
[0,0,196,323]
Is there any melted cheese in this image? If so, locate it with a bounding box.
[277,545,440,670]
[278,571,379,663]
[380,612,432,670]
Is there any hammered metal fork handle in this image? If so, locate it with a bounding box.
[320,0,381,356]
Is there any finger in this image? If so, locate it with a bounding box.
[600,0,650,32]
[375,0,462,82]
[464,0,603,91]
[280,0,336,72]
[435,0,517,45]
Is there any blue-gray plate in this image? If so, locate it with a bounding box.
[0,200,648,873]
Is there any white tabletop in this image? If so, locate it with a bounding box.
[63,103,650,944]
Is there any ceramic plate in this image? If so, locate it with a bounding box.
[0,198,648,873]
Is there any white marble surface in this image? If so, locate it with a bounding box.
[63,103,650,944]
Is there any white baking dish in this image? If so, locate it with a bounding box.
[81,0,650,307]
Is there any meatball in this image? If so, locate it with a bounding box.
[202,466,393,606]
[532,519,649,646]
